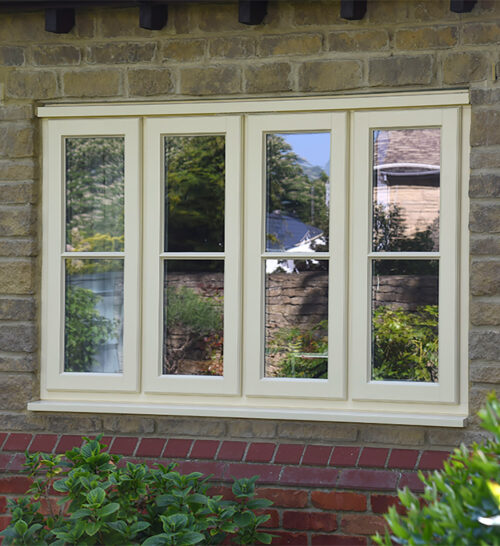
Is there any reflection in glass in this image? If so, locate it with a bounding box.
[266,133,330,253]
[64,259,124,373]
[164,136,225,252]
[265,259,328,379]
[65,137,125,252]
[372,129,440,252]
[163,260,224,376]
[371,259,438,383]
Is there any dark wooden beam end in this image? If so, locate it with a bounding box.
[139,2,168,30]
[45,7,75,33]
[239,0,267,25]
[450,0,477,13]
[340,0,367,20]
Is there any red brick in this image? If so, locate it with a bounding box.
[39,497,61,517]
[257,487,308,508]
[338,469,397,491]
[227,463,281,483]
[207,485,235,500]
[0,433,7,449]
[274,444,304,465]
[388,449,419,469]
[29,434,58,453]
[399,472,425,492]
[330,446,360,466]
[283,510,337,532]
[358,447,389,468]
[371,494,406,515]
[312,535,367,545]
[270,531,309,545]
[55,435,83,454]
[99,436,113,449]
[0,497,7,513]
[217,441,247,461]
[163,438,192,458]
[312,491,366,512]
[281,466,338,487]
[190,440,219,459]
[177,461,224,480]
[109,437,138,456]
[341,514,387,535]
[419,450,450,470]
[302,445,332,466]
[257,508,279,528]
[246,442,276,463]
[136,438,166,458]
[0,515,11,532]
[3,433,32,452]
[0,476,32,494]
[0,454,12,471]
[8,453,26,472]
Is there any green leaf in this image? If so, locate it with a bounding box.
[85,521,102,536]
[52,480,69,493]
[87,487,106,506]
[142,534,171,546]
[234,511,254,527]
[255,532,274,544]
[165,513,188,531]
[97,502,120,518]
[180,531,205,545]
[69,509,92,520]
[246,498,273,510]
[14,520,28,536]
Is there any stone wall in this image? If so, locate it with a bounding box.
[0,0,499,541]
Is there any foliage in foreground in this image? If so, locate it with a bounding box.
[0,436,273,545]
[374,393,500,546]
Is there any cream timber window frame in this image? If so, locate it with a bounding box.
[31,91,470,427]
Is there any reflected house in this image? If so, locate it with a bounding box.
[266,211,325,273]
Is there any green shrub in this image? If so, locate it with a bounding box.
[372,304,438,382]
[267,320,328,379]
[374,393,500,546]
[0,436,273,546]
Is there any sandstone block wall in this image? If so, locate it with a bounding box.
[0,1,499,540]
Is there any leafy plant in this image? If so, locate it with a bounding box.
[374,393,500,546]
[267,320,328,378]
[164,286,223,375]
[0,436,274,545]
[65,287,117,373]
[372,304,438,382]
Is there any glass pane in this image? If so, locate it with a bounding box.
[265,259,328,379]
[164,135,225,252]
[65,137,125,252]
[266,132,330,252]
[371,259,438,383]
[64,259,124,373]
[372,129,440,252]
[163,260,224,376]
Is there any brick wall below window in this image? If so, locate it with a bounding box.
[0,433,450,545]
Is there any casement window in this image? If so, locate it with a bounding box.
[31,91,470,426]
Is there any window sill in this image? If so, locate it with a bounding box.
[27,400,466,428]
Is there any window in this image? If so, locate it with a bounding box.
[32,92,470,426]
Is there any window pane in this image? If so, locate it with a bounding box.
[65,137,125,252]
[64,259,123,373]
[266,133,330,252]
[371,259,438,383]
[163,260,224,376]
[265,259,328,379]
[372,129,440,252]
[164,136,225,252]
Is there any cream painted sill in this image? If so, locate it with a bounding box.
[28,401,466,428]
